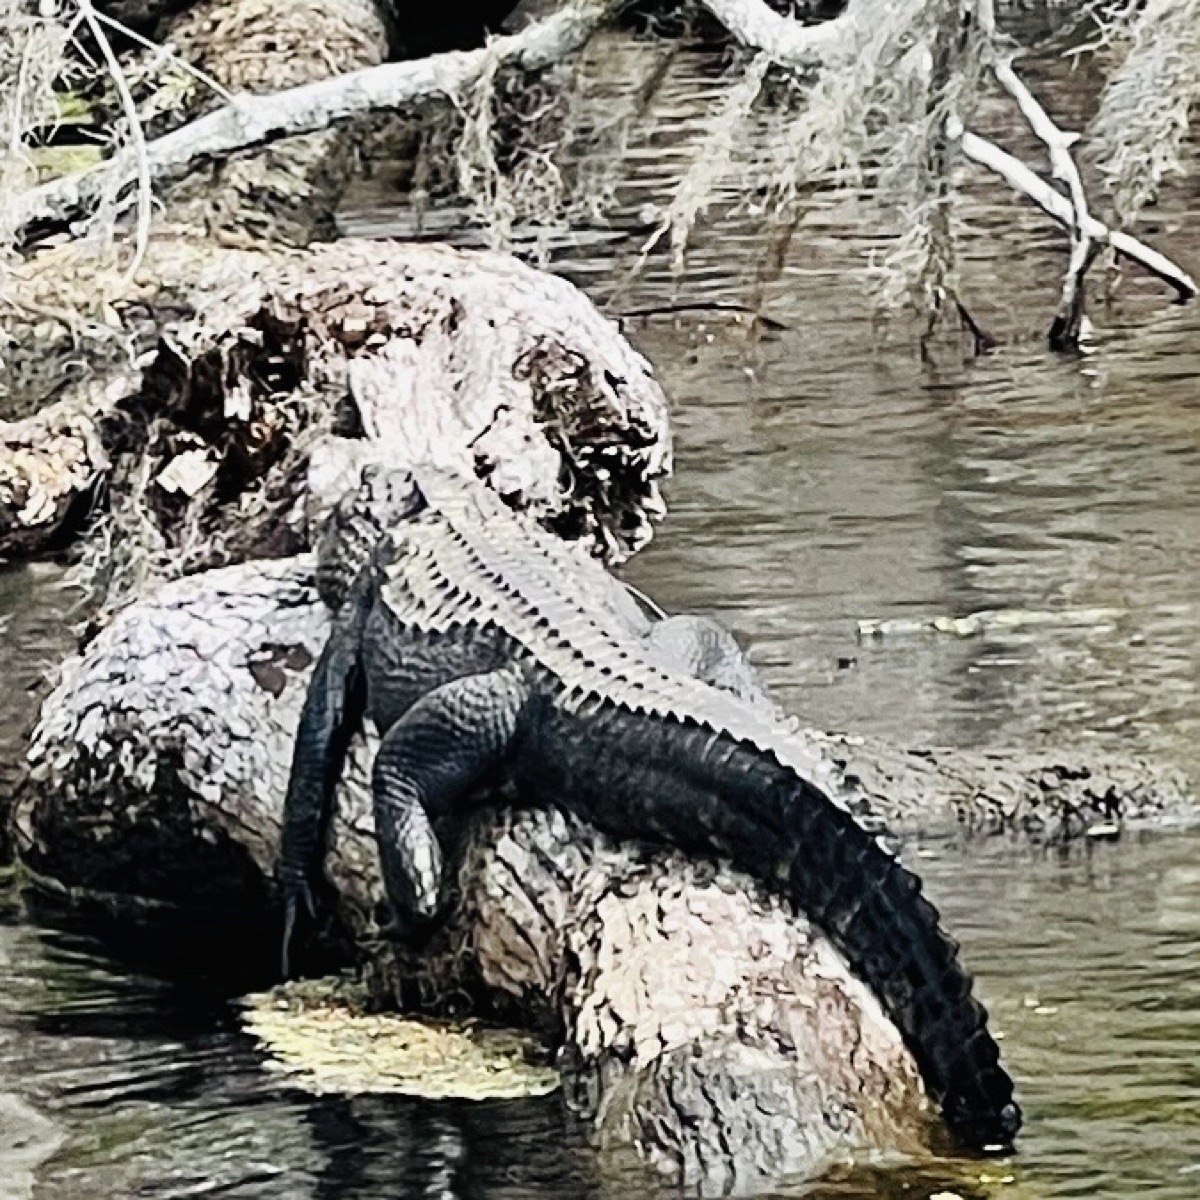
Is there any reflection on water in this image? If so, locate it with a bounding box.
[1,836,1197,1200]
[0,879,624,1200]
[3,18,1200,1200]
[623,303,1200,770]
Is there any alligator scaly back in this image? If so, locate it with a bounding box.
[374,468,1020,1149]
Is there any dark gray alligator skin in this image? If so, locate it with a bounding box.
[279,466,1022,1152]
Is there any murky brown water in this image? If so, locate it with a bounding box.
[2,17,1199,1200]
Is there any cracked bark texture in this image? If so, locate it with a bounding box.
[1,240,670,586]
[17,552,1195,1186]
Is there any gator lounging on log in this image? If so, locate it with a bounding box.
[18,456,1197,1186]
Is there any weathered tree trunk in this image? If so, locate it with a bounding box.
[1,240,670,587]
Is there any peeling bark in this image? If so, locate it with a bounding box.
[0,398,109,559]
[1,240,670,598]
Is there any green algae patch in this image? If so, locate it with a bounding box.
[241,977,559,1100]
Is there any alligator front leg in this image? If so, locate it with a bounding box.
[371,666,531,936]
[277,588,370,975]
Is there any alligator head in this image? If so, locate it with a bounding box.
[314,463,426,610]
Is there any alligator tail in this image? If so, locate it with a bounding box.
[775,773,1021,1150]
[642,722,1022,1150]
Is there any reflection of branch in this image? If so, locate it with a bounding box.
[13,0,615,244]
[950,118,1197,303]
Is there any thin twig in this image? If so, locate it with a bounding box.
[8,29,36,158]
[76,0,153,286]
[94,10,238,104]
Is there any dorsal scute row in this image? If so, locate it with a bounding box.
[375,469,834,787]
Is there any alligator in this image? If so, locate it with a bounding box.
[278,464,1023,1153]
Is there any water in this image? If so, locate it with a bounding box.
[3,19,1200,1200]
[2,840,1198,1199]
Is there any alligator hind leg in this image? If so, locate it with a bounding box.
[371,666,530,937]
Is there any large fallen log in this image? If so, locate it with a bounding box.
[15,539,1196,1187]
[14,553,928,1188]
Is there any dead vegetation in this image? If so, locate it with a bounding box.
[2,0,1197,408]
[1,2,1194,358]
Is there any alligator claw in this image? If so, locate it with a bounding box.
[279,875,316,978]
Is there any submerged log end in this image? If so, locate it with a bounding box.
[832,732,1198,842]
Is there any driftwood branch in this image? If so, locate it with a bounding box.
[951,119,1197,303]
[962,0,1194,319]
[11,0,615,243]
[989,53,1096,347]
[971,0,1098,348]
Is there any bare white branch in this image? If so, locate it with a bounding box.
[989,54,1095,344]
[11,0,616,243]
[697,0,865,67]
[951,118,1197,302]
[971,0,1096,344]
